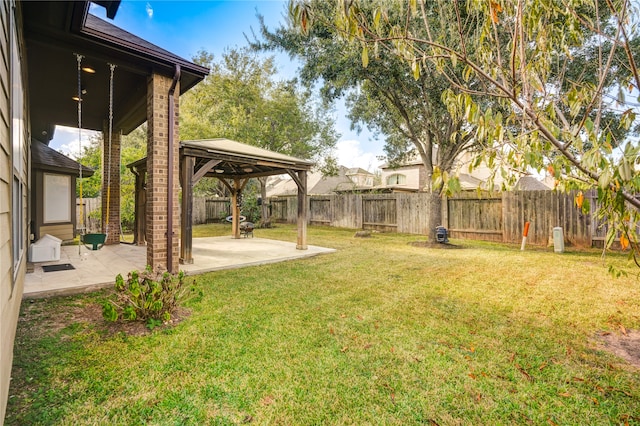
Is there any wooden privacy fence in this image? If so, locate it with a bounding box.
[267,191,598,247]
[76,197,101,233]
[204,198,231,223]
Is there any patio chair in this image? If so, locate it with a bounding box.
[240,222,254,238]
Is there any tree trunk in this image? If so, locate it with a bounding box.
[426,193,443,242]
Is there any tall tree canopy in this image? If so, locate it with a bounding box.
[290,0,640,260]
[254,1,502,236]
[254,0,491,192]
[180,48,338,218]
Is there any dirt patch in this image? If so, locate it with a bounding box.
[408,241,464,249]
[21,299,190,337]
[596,330,640,369]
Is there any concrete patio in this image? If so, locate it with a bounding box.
[24,237,335,298]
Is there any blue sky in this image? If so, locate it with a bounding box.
[51,0,384,171]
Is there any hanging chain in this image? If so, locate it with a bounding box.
[105,63,116,235]
[76,53,84,255]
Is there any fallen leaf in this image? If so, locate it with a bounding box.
[509,352,516,362]
[538,362,548,371]
[548,419,558,426]
[515,363,532,381]
[390,347,395,353]
[475,393,482,402]
[340,346,348,353]
[363,343,372,349]
[329,327,335,335]
[468,373,477,380]
[558,392,571,397]
[620,324,628,336]
[242,414,253,423]
[592,397,599,405]
[340,314,347,318]
[357,315,363,320]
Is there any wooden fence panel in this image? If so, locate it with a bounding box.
[310,197,332,225]
[331,194,361,229]
[447,192,502,241]
[76,197,101,233]
[270,199,289,223]
[265,191,595,247]
[362,195,397,232]
[204,198,230,223]
[396,193,431,234]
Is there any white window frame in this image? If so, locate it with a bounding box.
[386,174,406,186]
[43,173,72,223]
[11,1,26,278]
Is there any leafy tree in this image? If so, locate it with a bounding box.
[253,1,496,238]
[180,47,339,222]
[290,0,640,262]
[76,124,147,233]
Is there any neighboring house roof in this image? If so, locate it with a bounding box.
[346,167,372,175]
[458,173,484,190]
[514,176,553,190]
[267,166,374,197]
[32,140,95,177]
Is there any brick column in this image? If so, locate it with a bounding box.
[146,72,180,272]
[102,124,121,244]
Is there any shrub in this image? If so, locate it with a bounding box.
[102,266,202,329]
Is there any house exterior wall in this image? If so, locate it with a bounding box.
[380,164,421,191]
[453,151,507,188]
[1,0,28,420]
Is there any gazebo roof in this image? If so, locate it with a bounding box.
[129,138,314,179]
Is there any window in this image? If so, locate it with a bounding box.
[11,3,26,277]
[386,174,406,186]
[44,174,71,223]
[12,177,23,268]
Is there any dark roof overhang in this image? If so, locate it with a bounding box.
[22,1,209,142]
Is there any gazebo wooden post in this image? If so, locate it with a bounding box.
[296,170,308,250]
[232,179,241,239]
[180,155,195,264]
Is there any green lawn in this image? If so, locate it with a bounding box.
[7,224,640,425]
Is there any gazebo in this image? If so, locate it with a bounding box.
[128,138,313,265]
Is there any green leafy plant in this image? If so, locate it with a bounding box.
[102,266,203,329]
